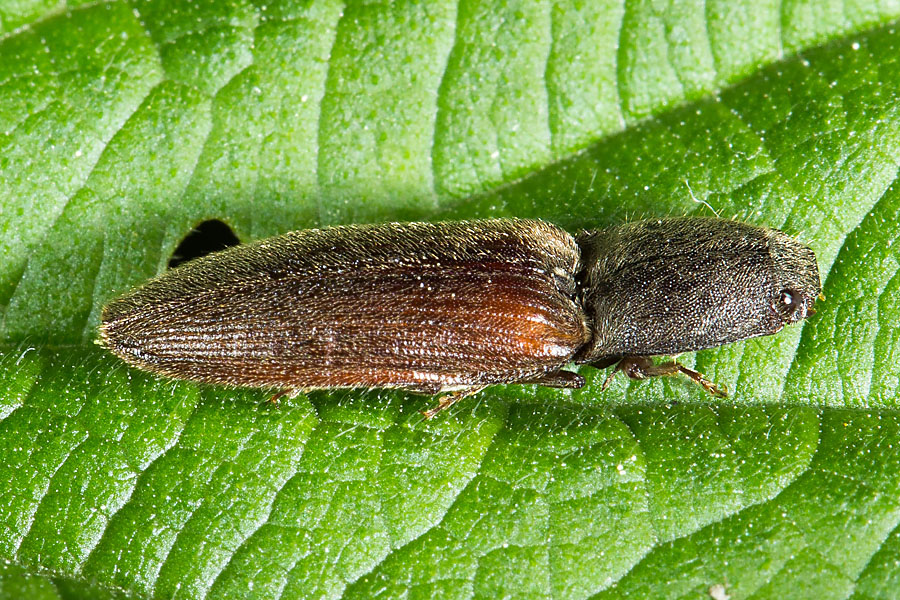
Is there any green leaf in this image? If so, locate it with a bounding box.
[2,1,900,599]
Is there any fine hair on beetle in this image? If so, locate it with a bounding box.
[98,217,822,418]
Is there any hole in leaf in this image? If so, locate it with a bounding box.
[169,219,240,269]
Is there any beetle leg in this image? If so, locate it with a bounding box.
[519,370,585,389]
[600,367,620,391]
[599,356,650,390]
[672,363,728,398]
[602,356,728,398]
[269,390,288,405]
[421,387,485,419]
[269,389,304,405]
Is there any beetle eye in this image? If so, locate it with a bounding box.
[776,288,800,315]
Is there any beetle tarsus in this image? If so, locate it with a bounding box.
[603,356,728,398]
[674,364,728,398]
[269,390,288,405]
[519,370,585,389]
[600,368,619,392]
[268,389,303,405]
[421,387,484,419]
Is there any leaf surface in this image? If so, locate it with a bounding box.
[2,2,900,599]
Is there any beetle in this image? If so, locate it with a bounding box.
[98,217,821,417]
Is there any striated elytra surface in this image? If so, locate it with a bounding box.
[100,219,589,394]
